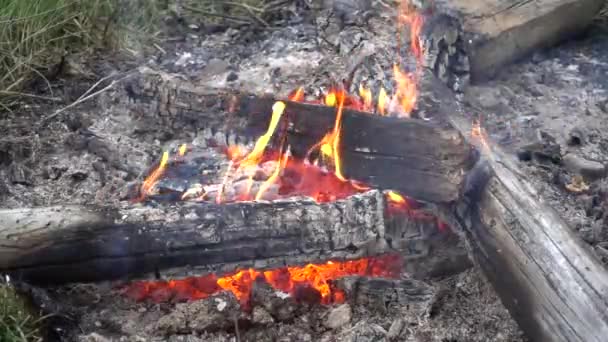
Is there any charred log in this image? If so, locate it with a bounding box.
[230,95,475,204]
[0,190,451,285]
[429,89,608,340]
[447,149,608,342]
[115,68,475,204]
[105,66,608,341]
[418,0,604,90]
[334,276,434,314]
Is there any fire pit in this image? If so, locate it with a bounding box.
[2,1,608,341]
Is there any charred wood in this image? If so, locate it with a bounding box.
[115,68,475,203]
[334,276,434,314]
[231,95,475,203]
[426,79,608,341]
[418,0,605,90]
[0,191,447,284]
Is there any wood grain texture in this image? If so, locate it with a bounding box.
[444,111,608,342]
[420,0,604,89]
[0,191,444,284]
[232,95,475,203]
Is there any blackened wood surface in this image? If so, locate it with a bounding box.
[335,276,435,311]
[441,105,608,341]
[116,68,475,203]
[232,96,474,203]
[419,0,604,90]
[0,191,438,284]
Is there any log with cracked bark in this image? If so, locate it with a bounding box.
[417,0,605,90]
[432,86,608,341]
[230,95,475,203]
[113,68,476,203]
[0,190,460,284]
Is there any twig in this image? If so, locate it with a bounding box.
[77,73,116,101]
[183,4,251,24]
[153,43,166,54]
[233,316,241,342]
[37,73,133,128]
[0,91,61,102]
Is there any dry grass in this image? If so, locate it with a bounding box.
[0,284,44,342]
[0,0,165,107]
[182,0,293,28]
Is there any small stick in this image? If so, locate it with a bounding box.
[37,73,133,127]
[233,316,241,342]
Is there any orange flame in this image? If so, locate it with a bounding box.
[139,151,169,199]
[392,65,417,116]
[285,3,424,118]
[123,254,402,307]
[471,118,490,154]
[289,87,305,102]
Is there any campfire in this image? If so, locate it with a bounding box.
[137,2,426,207]
[121,3,434,309]
[3,0,608,341]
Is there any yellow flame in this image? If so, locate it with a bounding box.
[325,92,336,107]
[378,88,388,115]
[239,101,286,168]
[387,190,406,204]
[178,144,187,156]
[359,85,372,112]
[332,94,346,181]
[255,153,288,200]
[218,101,286,203]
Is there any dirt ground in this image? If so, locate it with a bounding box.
[1,1,607,341]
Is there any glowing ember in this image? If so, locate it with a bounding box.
[129,4,454,310]
[122,254,402,307]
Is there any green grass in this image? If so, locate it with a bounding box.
[0,285,43,342]
[0,0,165,104]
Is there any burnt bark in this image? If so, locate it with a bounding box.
[114,68,475,204]
[0,191,445,284]
[230,95,475,204]
[418,0,604,90]
[437,104,608,340]
[334,276,435,314]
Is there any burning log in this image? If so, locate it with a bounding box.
[230,95,475,204]
[417,0,604,90]
[0,190,445,284]
[117,68,475,204]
